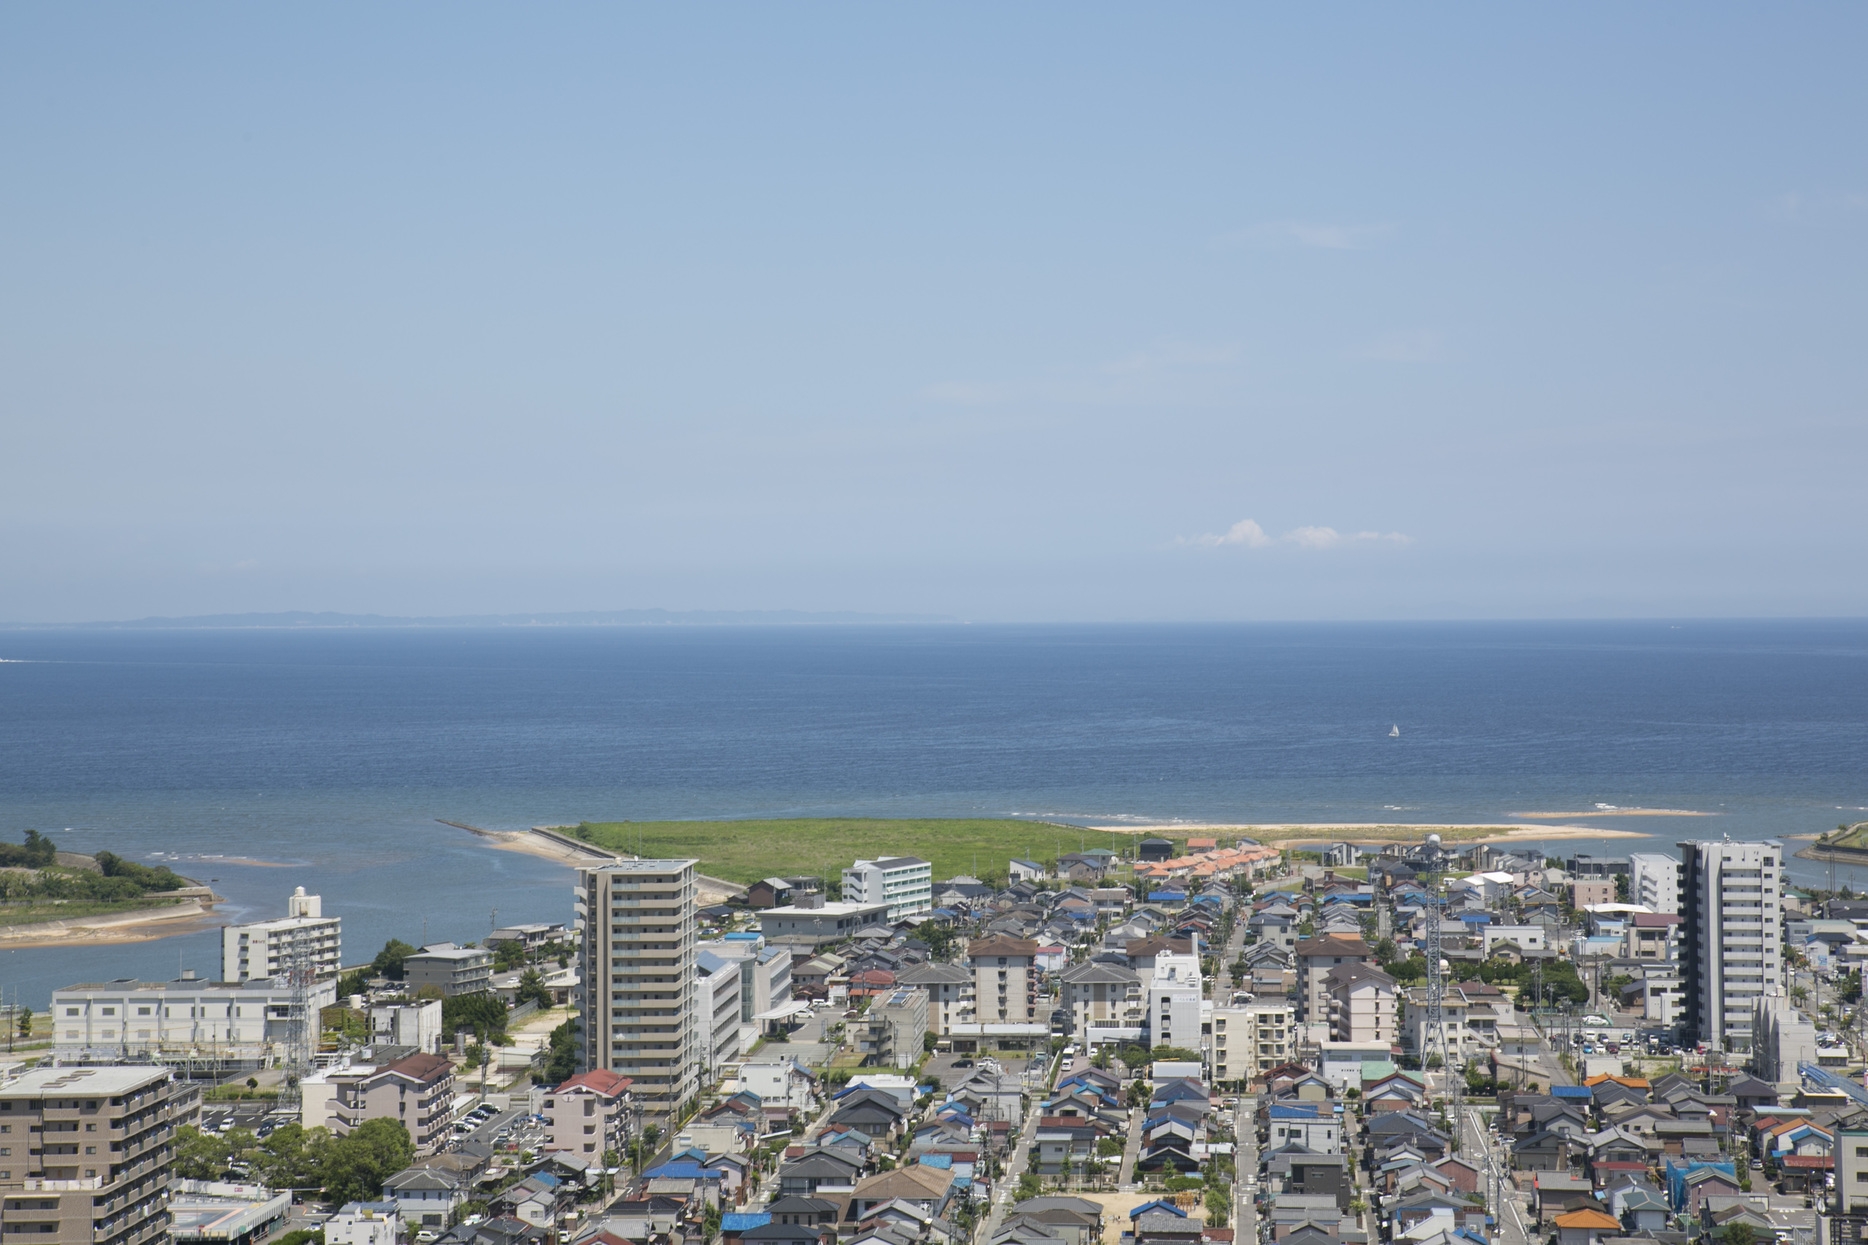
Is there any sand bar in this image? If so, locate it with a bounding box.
[0,899,223,949]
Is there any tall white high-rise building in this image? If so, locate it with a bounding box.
[575,860,700,1116]
[1679,839,1783,1051]
[1628,853,1682,915]
[221,886,343,982]
[841,857,933,921]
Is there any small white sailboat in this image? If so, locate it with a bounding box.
[1389,724,1400,737]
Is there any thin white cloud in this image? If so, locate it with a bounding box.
[1220,220,1395,251]
[1182,519,1412,550]
[1188,519,1273,548]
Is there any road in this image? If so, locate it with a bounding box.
[1234,1094,1259,1243]
[982,1091,1046,1239]
[1461,1104,1527,1245]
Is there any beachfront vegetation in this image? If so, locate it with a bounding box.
[0,831,190,909]
[572,817,1137,885]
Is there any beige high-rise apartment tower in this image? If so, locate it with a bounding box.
[0,1064,198,1245]
[575,859,700,1117]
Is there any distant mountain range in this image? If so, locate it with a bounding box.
[9,608,961,630]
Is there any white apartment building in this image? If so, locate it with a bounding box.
[841,857,933,921]
[1210,1002,1292,1081]
[1751,995,1817,1085]
[576,859,700,1115]
[370,999,443,1053]
[221,887,343,982]
[1147,951,1204,1051]
[1629,853,1683,916]
[695,935,794,1028]
[1680,839,1784,1050]
[696,948,743,1082]
[52,973,337,1063]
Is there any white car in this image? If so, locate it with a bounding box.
[1583,1014,1610,1025]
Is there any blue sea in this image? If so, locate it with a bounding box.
[2,620,1866,1006]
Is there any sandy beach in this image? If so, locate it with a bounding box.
[1087,821,1647,848]
[442,820,742,903]
[0,898,224,949]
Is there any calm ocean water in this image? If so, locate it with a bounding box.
[1,620,1866,1005]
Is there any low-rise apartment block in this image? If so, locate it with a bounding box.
[0,1064,199,1245]
[301,1053,457,1154]
[1210,1003,1293,1081]
[541,1070,634,1159]
[840,858,933,921]
[401,944,494,997]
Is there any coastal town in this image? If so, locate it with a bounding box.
[2,830,1862,1245]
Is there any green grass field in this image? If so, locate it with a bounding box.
[1820,822,1868,850]
[573,818,1149,886]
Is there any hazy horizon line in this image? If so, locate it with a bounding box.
[5,609,1868,632]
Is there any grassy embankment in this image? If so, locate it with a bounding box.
[574,818,1144,887]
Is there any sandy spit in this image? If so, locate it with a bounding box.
[441,821,741,904]
[0,899,224,949]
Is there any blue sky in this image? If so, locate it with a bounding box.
[3,6,1864,622]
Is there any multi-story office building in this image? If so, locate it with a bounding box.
[221,887,343,983]
[695,948,743,1082]
[0,1064,198,1245]
[840,858,933,922]
[1209,1003,1292,1082]
[576,860,700,1116]
[1680,838,1784,1051]
[51,974,337,1064]
[1628,853,1682,915]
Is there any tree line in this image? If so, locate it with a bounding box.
[176,1118,413,1204]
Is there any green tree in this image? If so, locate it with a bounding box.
[322,1119,415,1204]
[335,969,371,1000]
[514,969,554,1010]
[176,1124,233,1180]
[17,1006,31,1039]
[1721,1224,1756,1245]
[370,939,420,981]
[1205,1186,1231,1227]
[256,1123,328,1190]
[537,1018,576,1085]
[443,993,511,1043]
